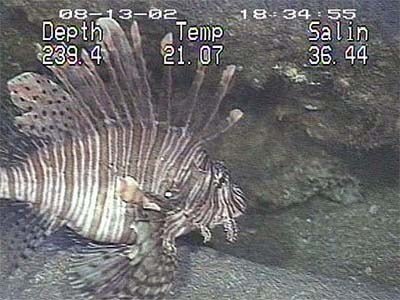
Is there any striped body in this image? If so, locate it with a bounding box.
[0,122,205,243]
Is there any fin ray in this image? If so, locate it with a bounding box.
[68,238,177,300]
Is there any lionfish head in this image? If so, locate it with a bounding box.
[182,151,247,243]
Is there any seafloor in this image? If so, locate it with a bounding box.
[0,186,399,300]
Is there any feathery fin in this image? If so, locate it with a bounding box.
[6,20,242,147]
[68,231,177,299]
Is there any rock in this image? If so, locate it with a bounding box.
[369,204,379,215]
[210,115,363,208]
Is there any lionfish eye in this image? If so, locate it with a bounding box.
[164,190,174,199]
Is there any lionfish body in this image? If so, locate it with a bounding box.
[0,19,246,299]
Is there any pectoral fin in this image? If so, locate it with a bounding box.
[68,238,177,300]
[116,176,162,212]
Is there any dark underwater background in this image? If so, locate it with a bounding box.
[0,0,398,299]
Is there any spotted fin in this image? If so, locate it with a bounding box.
[1,201,65,267]
[5,19,149,145]
[7,72,96,141]
[68,239,177,300]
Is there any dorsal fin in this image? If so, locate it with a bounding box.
[159,32,173,125]
[5,19,243,147]
[95,18,150,125]
[46,18,155,126]
[156,32,243,142]
[188,64,241,142]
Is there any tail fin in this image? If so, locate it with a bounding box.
[0,104,38,166]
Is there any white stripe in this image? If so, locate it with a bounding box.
[46,148,53,211]
[151,126,171,192]
[27,159,37,203]
[120,126,127,176]
[0,168,10,198]
[56,144,67,216]
[10,168,19,198]
[125,124,134,176]
[66,138,80,219]
[74,139,88,229]
[98,129,114,240]
[37,149,49,210]
[141,123,158,191]
[110,127,121,240]
[15,165,25,199]
[23,161,32,200]
[137,124,147,185]
[51,144,61,216]
[82,133,100,234]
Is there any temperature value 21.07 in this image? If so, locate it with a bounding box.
[163,44,224,66]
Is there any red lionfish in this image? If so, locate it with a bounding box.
[0,18,246,299]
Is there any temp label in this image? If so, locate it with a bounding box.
[162,20,225,66]
[307,20,370,66]
[40,20,103,66]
